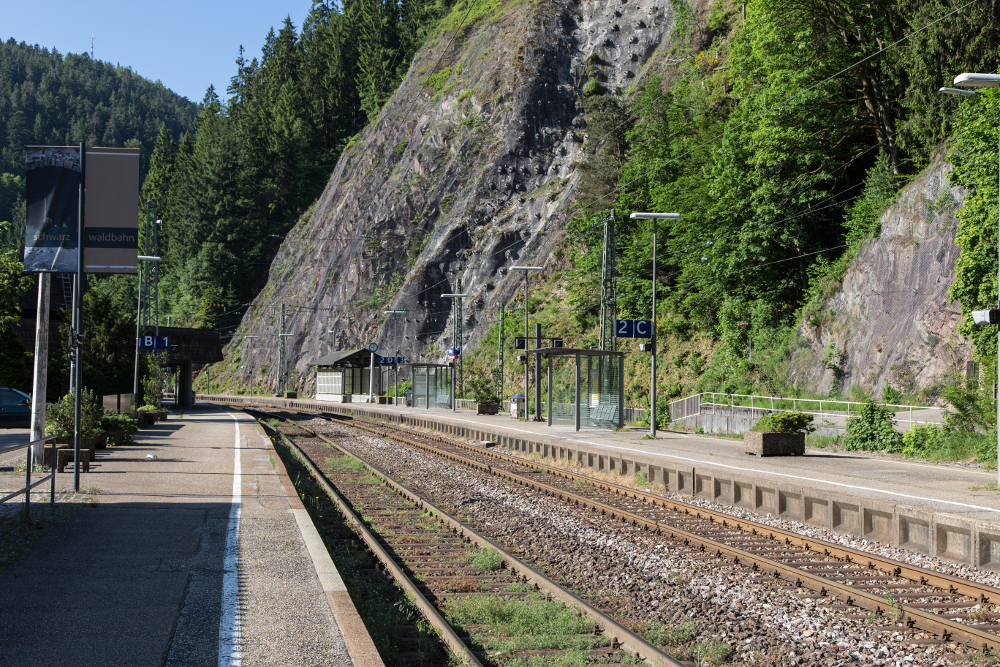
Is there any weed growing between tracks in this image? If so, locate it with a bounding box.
[264,424,448,665]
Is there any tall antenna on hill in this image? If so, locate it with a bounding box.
[90,34,93,59]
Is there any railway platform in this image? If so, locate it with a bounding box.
[204,393,1000,572]
[0,404,381,667]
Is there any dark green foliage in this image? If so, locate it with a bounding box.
[844,401,902,451]
[563,0,999,398]
[45,389,103,438]
[0,221,31,391]
[468,376,499,404]
[99,411,139,444]
[751,411,814,433]
[942,376,995,433]
[0,40,197,245]
[148,0,453,330]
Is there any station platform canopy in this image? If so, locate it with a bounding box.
[411,363,452,410]
[309,349,382,403]
[531,347,625,431]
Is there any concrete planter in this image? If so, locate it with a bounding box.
[744,431,805,457]
[477,403,500,415]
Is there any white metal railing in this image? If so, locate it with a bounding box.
[668,392,942,429]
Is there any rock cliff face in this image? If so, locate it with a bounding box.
[224,0,677,393]
[788,155,971,396]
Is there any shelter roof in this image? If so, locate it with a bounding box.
[308,349,372,368]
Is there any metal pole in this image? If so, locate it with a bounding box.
[30,273,50,465]
[523,276,528,415]
[497,302,504,404]
[534,323,542,421]
[369,351,375,403]
[575,353,581,431]
[73,142,84,492]
[618,353,625,429]
[133,265,144,407]
[69,274,76,393]
[279,304,285,396]
[651,216,657,437]
[451,362,456,411]
[547,353,552,426]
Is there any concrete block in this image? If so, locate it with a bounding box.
[755,485,777,515]
[676,467,694,495]
[862,505,894,543]
[833,501,861,536]
[648,465,663,484]
[934,517,975,565]
[898,510,932,555]
[977,528,1000,571]
[695,474,713,500]
[778,489,804,521]
[715,478,732,504]
[734,481,753,509]
[803,496,830,528]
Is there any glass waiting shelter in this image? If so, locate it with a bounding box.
[411,363,453,409]
[532,347,625,430]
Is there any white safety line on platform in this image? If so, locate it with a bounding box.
[218,412,243,667]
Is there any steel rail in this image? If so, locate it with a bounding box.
[272,415,685,667]
[268,421,484,667]
[329,413,1000,652]
[343,413,1000,602]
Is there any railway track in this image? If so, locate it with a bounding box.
[257,411,682,666]
[256,406,1000,659]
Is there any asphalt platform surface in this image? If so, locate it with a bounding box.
[0,405,359,667]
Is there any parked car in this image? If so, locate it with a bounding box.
[0,387,31,428]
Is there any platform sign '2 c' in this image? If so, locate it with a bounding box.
[615,320,652,338]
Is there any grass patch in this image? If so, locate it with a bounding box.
[464,545,505,571]
[436,0,523,33]
[633,620,696,647]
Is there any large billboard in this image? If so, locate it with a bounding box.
[23,146,81,273]
[83,147,139,273]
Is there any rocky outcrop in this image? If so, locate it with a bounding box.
[224,0,676,393]
[789,155,971,396]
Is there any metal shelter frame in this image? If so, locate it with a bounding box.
[410,363,453,409]
[536,347,626,431]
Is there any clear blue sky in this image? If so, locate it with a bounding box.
[4,0,317,103]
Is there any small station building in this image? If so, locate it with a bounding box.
[310,349,383,402]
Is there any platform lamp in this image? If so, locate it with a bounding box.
[629,212,681,438]
[948,72,1000,486]
[384,310,407,404]
[510,266,544,418]
[440,295,468,411]
[244,335,259,399]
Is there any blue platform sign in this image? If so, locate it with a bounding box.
[615,320,652,338]
[447,347,460,360]
[139,335,170,350]
[379,356,405,366]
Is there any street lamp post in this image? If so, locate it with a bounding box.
[510,266,544,419]
[133,255,163,410]
[629,213,681,437]
[244,336,259,399]
[949,72,1000,486]
[440,296,468,411]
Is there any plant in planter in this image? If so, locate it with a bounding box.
[137,404,162,425]
[45,390,103,440]
[744,411,814,457]
[100,411,139,445]
[469,376,501,415]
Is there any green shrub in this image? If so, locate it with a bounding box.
[844,401,902,451]
[751,411,814,433]
[901,423,943,458]
[468,377,500,404]
[583,77,604,97]
[99,411,139,444]
[45,389,103,438]
[137,404,160,413]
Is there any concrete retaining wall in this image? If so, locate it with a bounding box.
[207,395,998,571]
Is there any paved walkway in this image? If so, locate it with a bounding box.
[206,394,1000,525]
[0,405,380,667]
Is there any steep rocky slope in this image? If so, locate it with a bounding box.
[787,155,971,397]
[216,0,679,393]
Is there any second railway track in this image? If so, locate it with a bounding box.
[252,405,1000,665]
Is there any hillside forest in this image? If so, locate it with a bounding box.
[1,0,1000,434]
